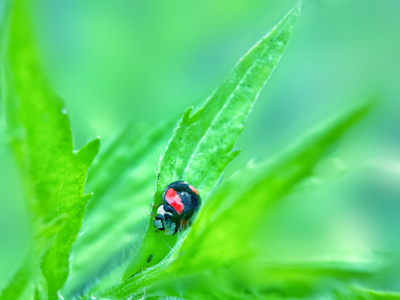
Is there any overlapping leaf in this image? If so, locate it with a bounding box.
[99,101,373,299]
[0,1,98,299]
[121,262,376,299]
[63,121,174,297]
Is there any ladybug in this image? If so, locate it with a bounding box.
[152,181,201,235]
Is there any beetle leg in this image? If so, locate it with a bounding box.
[180,219,188,230]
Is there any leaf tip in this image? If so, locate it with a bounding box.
[183,106,193,119]
[76,138,100,165]
[350,97,377,120]
[232,149,241,158]
[288,1,302,21]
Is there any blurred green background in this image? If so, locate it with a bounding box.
[1,0,400,294]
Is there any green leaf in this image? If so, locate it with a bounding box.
[85,120,175,210]
[0,259,32,300]
[40,140,99,299]
[99,100,373,298]
[1,1,99,299]
[348,287,400,299]
[63,121,174,297]
[123,2,301,279]
[168,101,373,275]
[133,261,376,299]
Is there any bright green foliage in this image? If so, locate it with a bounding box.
[345,287,400,299]
[0,258,32,300]
[0,1,98,299]
[85,121,174,207]
[117,263,375,299]
[1,0,394,299]
[63,122,174,296]
[123,2,301,279]
[98,101,374,299]
[165,103,373,272]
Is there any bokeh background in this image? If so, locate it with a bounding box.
[1,0,400,294]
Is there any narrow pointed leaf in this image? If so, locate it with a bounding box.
[123,3,301,278]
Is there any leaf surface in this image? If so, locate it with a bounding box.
[123,3,301,278]
[166,101,373,276]
[100,98,374,298]
[1,1,99,298]
[63,121,174,297]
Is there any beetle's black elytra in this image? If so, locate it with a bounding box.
[152,181,201,235]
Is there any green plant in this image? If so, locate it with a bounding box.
[1,1,399,299]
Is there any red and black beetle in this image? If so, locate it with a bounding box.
[152,181,201,235]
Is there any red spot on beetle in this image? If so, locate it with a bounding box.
[165,188,184,214]
[189,185,198,195]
